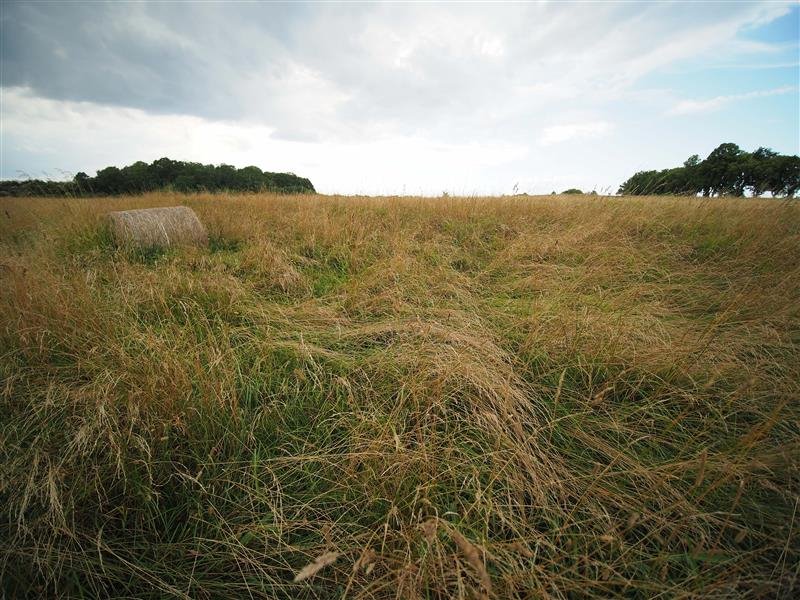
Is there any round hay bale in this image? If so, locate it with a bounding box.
[106,206,208,249]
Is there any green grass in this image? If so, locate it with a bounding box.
[1,192,798,598]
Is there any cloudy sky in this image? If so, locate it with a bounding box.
[1,1,798,195]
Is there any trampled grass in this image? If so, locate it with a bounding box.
[1,192,798,598]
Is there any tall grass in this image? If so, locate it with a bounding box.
[1,192,798,598]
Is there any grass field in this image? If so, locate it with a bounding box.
[1,192,798,598]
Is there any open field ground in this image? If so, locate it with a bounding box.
[1,193,799,598]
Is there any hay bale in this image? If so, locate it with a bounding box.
[106,206,208,249]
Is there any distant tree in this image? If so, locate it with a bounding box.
[151,157,179,188]
[238,166,265,192]
[618,143,798,198]
[73,171,91,194]
[768,154,800,198]
[618,171,660,195]
[741,148,771,196]
[94,166,123,195]
[215,164,238,189]
[699,143,746,196]
[121,161,152,193]
[679,155,703,195]
[561,188,583,195]
[0,158,316,197]
[683,154,700,168]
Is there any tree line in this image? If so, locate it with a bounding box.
[0,157,316,197]
[618,143,799,197]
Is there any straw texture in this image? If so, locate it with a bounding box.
[106,206,208,248]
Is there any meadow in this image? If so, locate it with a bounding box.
[1,192,798,598]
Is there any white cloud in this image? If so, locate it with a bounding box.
[540,122,612,145]
[667,86,796,115]
[3,1,794,142]
[0,87,529,195]
[2,1,798,193]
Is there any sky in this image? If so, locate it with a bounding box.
[1,1,798,195]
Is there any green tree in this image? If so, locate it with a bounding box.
[698,143,747,196]
[94,166,123,194]
[768,155,800,197]
[2,157,316,197]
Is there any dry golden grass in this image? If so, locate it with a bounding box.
[1,192,798,598]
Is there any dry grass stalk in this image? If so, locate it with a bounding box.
[450,528,492,594]
[352,548,376,573]
[293,551,340,582]
[419,518,438,543]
